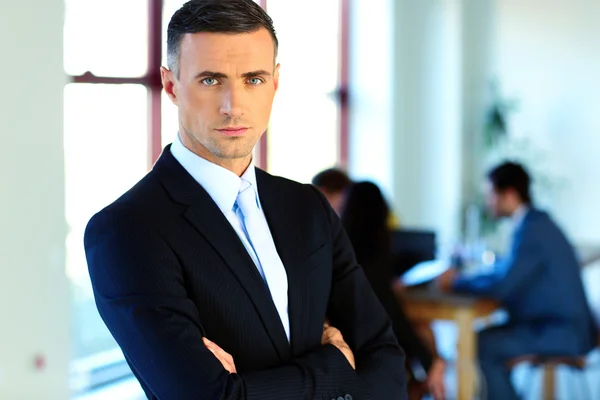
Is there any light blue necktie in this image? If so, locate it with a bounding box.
[235,180,290,340]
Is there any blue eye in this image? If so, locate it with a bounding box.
[248,77,263,85]
[201,78,218,86]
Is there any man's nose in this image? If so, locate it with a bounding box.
[219,86,245,119]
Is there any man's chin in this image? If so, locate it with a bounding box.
[211,149,254,161]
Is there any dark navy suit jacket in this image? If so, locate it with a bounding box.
[454,209,596,355]
[84,146,406,400]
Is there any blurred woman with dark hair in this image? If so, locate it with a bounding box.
[341,181,446,400]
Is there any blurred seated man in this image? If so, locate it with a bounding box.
[437,162,596,400]
[312,168,351,215]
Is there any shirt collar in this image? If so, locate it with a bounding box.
[239,162,260,210]
[170,133,259,214]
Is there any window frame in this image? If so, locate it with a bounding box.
[258,0,350,170]
[68,0,349,170]
[69,0,163,168]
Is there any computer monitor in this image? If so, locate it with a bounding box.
[390,229,436,276]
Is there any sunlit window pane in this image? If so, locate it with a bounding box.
[64,84,148,365]
[267,0,341,183]
[64,0,148,77]
[269,94,339,182]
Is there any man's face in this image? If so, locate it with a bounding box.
[484,181,511,218]
[321,190,344,215]
[162,28,279,167]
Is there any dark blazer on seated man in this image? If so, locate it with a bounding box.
[454,208,596,350]
[438,162,596,400]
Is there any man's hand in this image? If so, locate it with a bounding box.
[436,268,458,293]
[427,357,446,400]
[203,338,236,374]
[322,323,355,369]
[392,277,406,295]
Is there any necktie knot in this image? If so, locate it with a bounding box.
[236,179,257,217]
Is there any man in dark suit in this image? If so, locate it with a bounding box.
[438,162,596,400]
[84,1,406,399]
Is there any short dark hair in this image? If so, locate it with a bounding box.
[167,0,279,77]
[312,168,352,193]
[341,181,391,263]
[488,161,532,204]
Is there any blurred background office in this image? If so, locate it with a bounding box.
[1,0,599,399]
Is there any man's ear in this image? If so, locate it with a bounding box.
[273,63,280,92]
[161,66,178,105]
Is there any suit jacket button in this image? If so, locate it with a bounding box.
[345,395,353,400]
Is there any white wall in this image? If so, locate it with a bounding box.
[461,0,497,200]
[349,0,466,248]
[493,0,600,244]
[0,0,70,398]
[392,0,464,247]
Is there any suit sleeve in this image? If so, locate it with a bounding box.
[309,186,408,398]
[85,208,382,400]
[453,221,544,302]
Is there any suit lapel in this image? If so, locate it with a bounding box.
[153,147,291,360]
[256,169,309,356]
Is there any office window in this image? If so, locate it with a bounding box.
[64,84,148,392]
[266,0,347,182]
[63,0,162,394]
[64,0,148,77]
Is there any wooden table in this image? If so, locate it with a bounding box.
[398,288,499,400]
